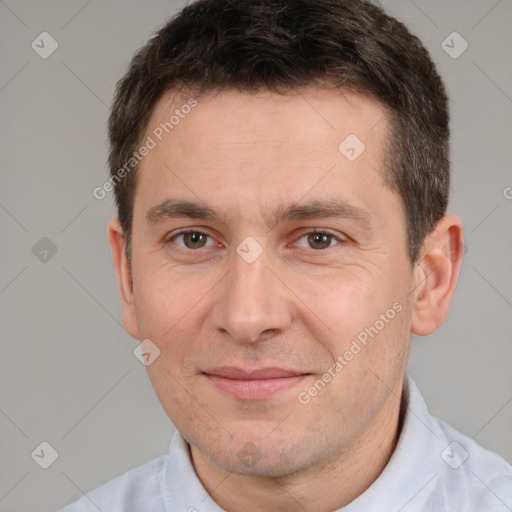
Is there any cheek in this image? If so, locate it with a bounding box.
[290,263,411,390]
[130,267,210,385]
[133,267,212,421]
[132,262,209,336]
[289,265,392,343]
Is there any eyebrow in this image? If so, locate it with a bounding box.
[146,200,218,222]
[145,198,372,229]
[271,200,371,227]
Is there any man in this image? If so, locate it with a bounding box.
[62,0,512,510]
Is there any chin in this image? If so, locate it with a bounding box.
[203,434,326,479]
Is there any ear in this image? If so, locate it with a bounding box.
[411,215,464,336]
[108,219,140,340]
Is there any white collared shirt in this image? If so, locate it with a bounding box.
[60,375,512,511]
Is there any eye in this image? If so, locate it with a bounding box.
[171,230,217,249]
[295,231,344,250]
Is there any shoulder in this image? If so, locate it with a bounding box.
[395,376,512,511]
[58,455,167,512]
[430,416,512,510]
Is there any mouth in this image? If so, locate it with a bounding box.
[203,366,311,400]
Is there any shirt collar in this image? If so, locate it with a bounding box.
[163,432,226,512]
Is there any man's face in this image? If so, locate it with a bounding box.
[123,88,416,477]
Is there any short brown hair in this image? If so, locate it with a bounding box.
[108,0,450,262]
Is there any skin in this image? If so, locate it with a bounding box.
[109,88,464,512]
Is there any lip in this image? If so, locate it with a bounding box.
[203,366,310,400]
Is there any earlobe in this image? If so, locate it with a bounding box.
[107,219,140,339]
[411,215,464,337]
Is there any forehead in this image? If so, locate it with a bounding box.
[135,87,395,226]
[147,87,387,154]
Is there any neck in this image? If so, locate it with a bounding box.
[190,380,406,512]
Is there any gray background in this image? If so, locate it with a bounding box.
[0,0,511,510]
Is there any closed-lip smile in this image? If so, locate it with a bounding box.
[203,366,310,400]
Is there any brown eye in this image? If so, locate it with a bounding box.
[307,232,333,250]
[183,232,207,249]
[173,231,214,249]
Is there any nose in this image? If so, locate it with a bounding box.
[210,247,292,344]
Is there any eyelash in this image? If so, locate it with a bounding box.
[168,228,346,251]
